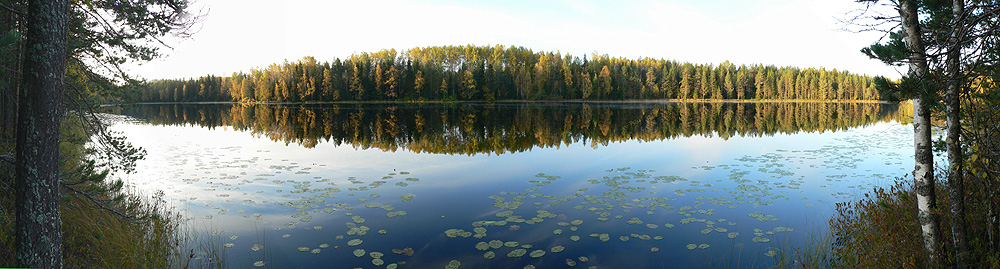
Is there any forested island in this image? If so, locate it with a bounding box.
[135,45,891,103]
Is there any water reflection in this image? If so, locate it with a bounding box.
[113,102,910,154]
[108,102,913,268]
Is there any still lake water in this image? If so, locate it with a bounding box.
[109,102,912,268]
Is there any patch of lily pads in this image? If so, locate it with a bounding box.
[430,167,809,268]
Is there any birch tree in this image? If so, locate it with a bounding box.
[852,0,1000,265]
[851,0,945,263]
[898,1,944,262]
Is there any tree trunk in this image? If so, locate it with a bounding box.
[899,0,944,265]
[946,0,969,267]
[15,0,68,268]
[990,192,999,252]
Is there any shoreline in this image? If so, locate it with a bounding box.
[116,99,902,106]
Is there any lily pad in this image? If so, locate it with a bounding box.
[599,234,610,242]
[507,249,527,257]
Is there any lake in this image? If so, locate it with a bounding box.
[107,102,912,268]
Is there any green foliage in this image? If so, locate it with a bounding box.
[872,76,903,101]
[0,29,18,48]
[134,45,888,103]
[861,31,909,67]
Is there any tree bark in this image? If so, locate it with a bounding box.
[899,0,943,265]
[947,0,969,267]
[15,0,68,268]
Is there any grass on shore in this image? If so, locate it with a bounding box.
[0,116,193,268]
[828,173,1000,268]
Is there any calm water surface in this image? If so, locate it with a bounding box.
[109,102,912,268]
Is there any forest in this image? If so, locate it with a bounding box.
[134,45,891,103]
[111,102,910,155]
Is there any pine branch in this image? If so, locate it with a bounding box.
[61,183,151,225]
[0,2,23,17]
[0,152,12,165]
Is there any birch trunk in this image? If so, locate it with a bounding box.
[899,0,943,264]
[947,0,969,267]
[15,0,69,267]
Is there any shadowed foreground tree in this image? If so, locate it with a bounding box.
[15,0,69,267]
[944,0,968,266]
[2,0,199,267]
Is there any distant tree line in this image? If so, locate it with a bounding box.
[133,45,892,103]
[111,102,910,154]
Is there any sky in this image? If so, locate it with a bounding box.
[130,0,904,80]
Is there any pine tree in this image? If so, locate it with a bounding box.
[598,66,612,99]
[645,69,659,99]
[322,69,334,101]
[385,65,399,99]
[460,69,477,100]
[414,70,425,99]
[680,65,693,99]
[580,71,593,99]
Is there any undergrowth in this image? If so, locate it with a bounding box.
[0,116,190,268]
[829,174,1000,268]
